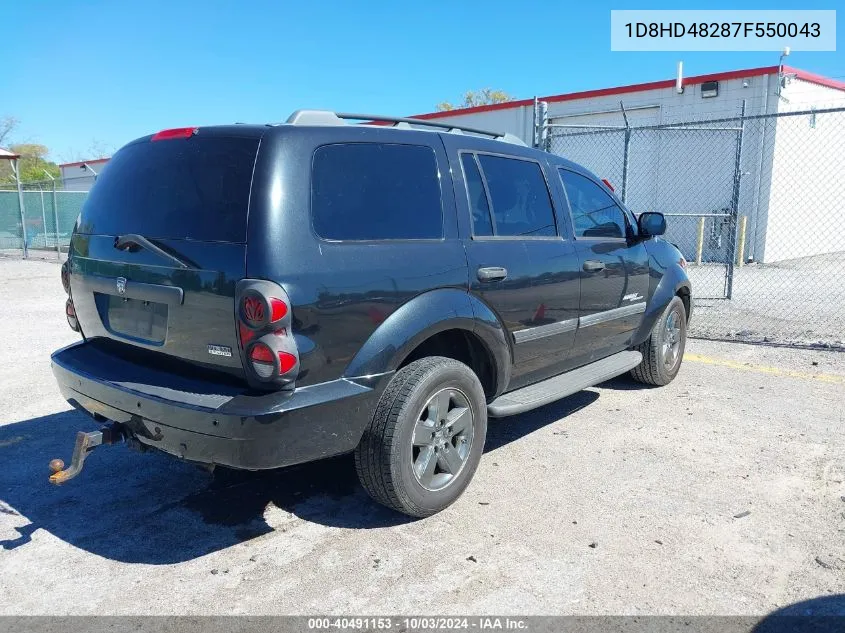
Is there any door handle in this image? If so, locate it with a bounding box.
[582,260,605,272]
[477,266,508,282]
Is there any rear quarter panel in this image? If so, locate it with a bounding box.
[246,126,469,388]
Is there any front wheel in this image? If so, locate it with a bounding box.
[630,296,687,386]
[354,356,487,518]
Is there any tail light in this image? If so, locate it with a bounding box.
[239,294,288,329]
[238,322,255,345]
[61,261,71,294]
[248,343,276,379]
[151,127,198,141]
[601,178,615,192]
[248,343,297,379]
[61,261,79,332]
[236,280,299,388]
[65,298,79,332]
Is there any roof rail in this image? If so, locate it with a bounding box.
[284,109,526,146]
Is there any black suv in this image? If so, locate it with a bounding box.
[51,110,691,517]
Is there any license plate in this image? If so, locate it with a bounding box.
[104,295,168,343]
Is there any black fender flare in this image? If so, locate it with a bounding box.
[344,288,512,395]
[632,263,692,346]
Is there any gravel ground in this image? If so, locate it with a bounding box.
[0,258,843,616]
[688,253,845,349]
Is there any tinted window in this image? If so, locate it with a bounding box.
[79,136,259,242]
[559,170,628,239]
[312,143,442,240]
[461,154,493,237]
[477,155,556,237]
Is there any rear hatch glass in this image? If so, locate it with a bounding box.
[77,134,259,242]
[69,131,261,379]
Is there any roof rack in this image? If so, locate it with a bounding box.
[284,110,526,146]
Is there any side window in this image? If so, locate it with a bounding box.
[460,153,493,237]
[476,155,557,237]
[559,169,628,239]
[312,143,442,240]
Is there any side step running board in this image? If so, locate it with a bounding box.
[487,350,642,418]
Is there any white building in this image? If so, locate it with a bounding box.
[412,64,845,264]
[59,157,110,192]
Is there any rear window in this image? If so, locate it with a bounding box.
[311,143,442,241]
[78,135,259,242]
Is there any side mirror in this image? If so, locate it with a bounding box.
[638,212,666,237]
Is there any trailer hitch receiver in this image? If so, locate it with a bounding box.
[48,426,124,485]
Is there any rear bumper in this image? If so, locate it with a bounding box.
[51,342,389,470]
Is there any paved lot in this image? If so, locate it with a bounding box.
[0,258,843,615]
[687,253,845,349]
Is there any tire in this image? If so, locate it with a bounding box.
[630,295,687,386]
[354,356,487,518]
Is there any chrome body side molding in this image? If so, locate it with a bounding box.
[513,303,647,345]
[513,318,578,344]
[578,302,646,328]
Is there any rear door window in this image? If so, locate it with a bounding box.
[476,154,557,237]
[78,135,259,242]
[460,153,493,237]
[312,143,443,241]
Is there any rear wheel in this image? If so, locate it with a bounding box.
[354,356,487,517]
[630,296,687,386]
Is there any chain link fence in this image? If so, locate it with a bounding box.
[3,109,844,348]
[544,105,845,349]
[0,175,91,260]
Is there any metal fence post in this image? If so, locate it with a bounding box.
[53,177,60,258]
[736,216,748,267]
[725,100,746,300]
[620,101,631,204]
[533,99,549,152]
[43,170,61,259]
[39,186,47,251]
[695,217,705,266]
[13,158,28,258]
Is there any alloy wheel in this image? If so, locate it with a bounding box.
[662,307,683,371]
[410,388,475,491]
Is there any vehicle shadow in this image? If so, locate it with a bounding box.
[485,389,599,451]
[754,594,845,632]
[595,374,662,391]
[0,390,599,564]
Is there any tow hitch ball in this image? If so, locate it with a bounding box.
[48,425,125,485]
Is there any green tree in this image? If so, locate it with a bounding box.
[0,115,63,186]
[437,88,515,111]
[0,143,60,185]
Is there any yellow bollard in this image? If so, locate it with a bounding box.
[736,216,747,267]
[695,217,705,266]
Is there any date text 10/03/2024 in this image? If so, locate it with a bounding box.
[307,617,528,630]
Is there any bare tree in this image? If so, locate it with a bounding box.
[60,139,115,164]
[0,116,18,147]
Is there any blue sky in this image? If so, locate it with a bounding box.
[4,0,842,162]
